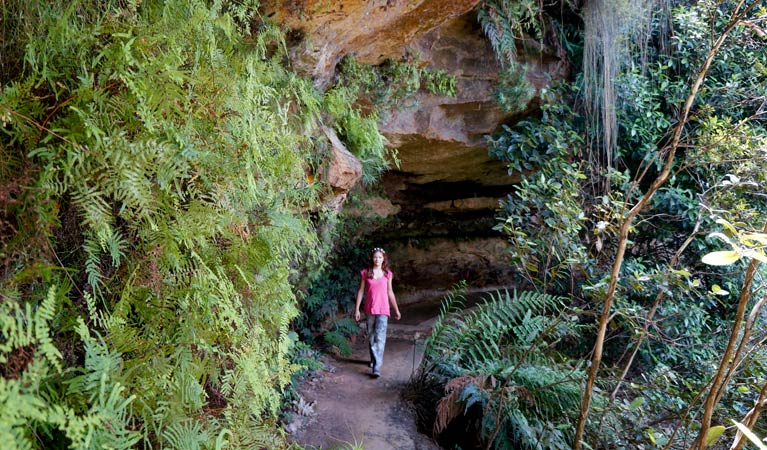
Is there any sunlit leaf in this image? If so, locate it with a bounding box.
[647,428,656,445]
[671,269,691,277]
[743,249,767,264]
[742,233,767,245]
[732,421,767,450]
[701,251,741,266]
[711,284,729,296]
[705,425,725,447]
[716,218,738,237]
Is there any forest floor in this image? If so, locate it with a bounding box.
[288,301,444,450]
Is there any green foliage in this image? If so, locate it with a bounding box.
[493,63,535,114]
[487,1,767,445]
[337,54,457,106]
[478,0,541,115]
[488,88,589,290]
[415,288,593,449]
[323,83,390,184]
[317,313,360,357]
[1,312,142,450]
[322,330,353,357]
[1,285,64,373]
[422,281,467,364]
[419,67,457,98]
[477,0,542,66]
[0,0,383,448]
[287,336,324,376]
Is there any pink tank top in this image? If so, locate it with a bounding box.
[361,269,392,316]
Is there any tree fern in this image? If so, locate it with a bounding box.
[427,289,564,371]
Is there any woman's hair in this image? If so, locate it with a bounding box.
[365,247,390,278]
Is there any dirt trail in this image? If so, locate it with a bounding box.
[290,304,442,450]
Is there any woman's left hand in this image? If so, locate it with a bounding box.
[394,310,401,320]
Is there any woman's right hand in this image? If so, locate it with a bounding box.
[354,310,360,321]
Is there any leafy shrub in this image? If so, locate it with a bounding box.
[488,88,589,291]
[412,285,599,449]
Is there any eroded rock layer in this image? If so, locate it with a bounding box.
[262,0,480,88]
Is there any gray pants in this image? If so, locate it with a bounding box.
[366,314,388,374]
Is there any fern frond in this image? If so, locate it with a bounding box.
[434,375,485,434]
[67,318,123,401]
[423,281,467,364]
[429,289,564,368]
[162,419,210,450]
[0,370,59,450]
[323,330,353,356]
[71,183,114,231]
[0,303,33,359]
[35,286,63,373]
[477,1,517,66]
[0,286,62,372]
[418,288,583,449]
[83,232,106,295]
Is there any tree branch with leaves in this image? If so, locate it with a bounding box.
[573,1,765,448]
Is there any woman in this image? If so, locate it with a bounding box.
[354,247,401,377]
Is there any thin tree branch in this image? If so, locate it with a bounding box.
[691,221,767,450]
[730,380,767,450]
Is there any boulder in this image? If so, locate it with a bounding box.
[320,125,363,210]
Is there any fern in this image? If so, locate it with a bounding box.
[477,0,542,67]
[415,288,587,449]
[323,330,353,357]
[427,289,564,371]
[423,281,468,365]
[34,286,64,374]
[65,379,142,450]
[1,0,383,447]
[0,286,63,373]
[0,315,140,450]
[0,361,65,450]
[161,419,210,450]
